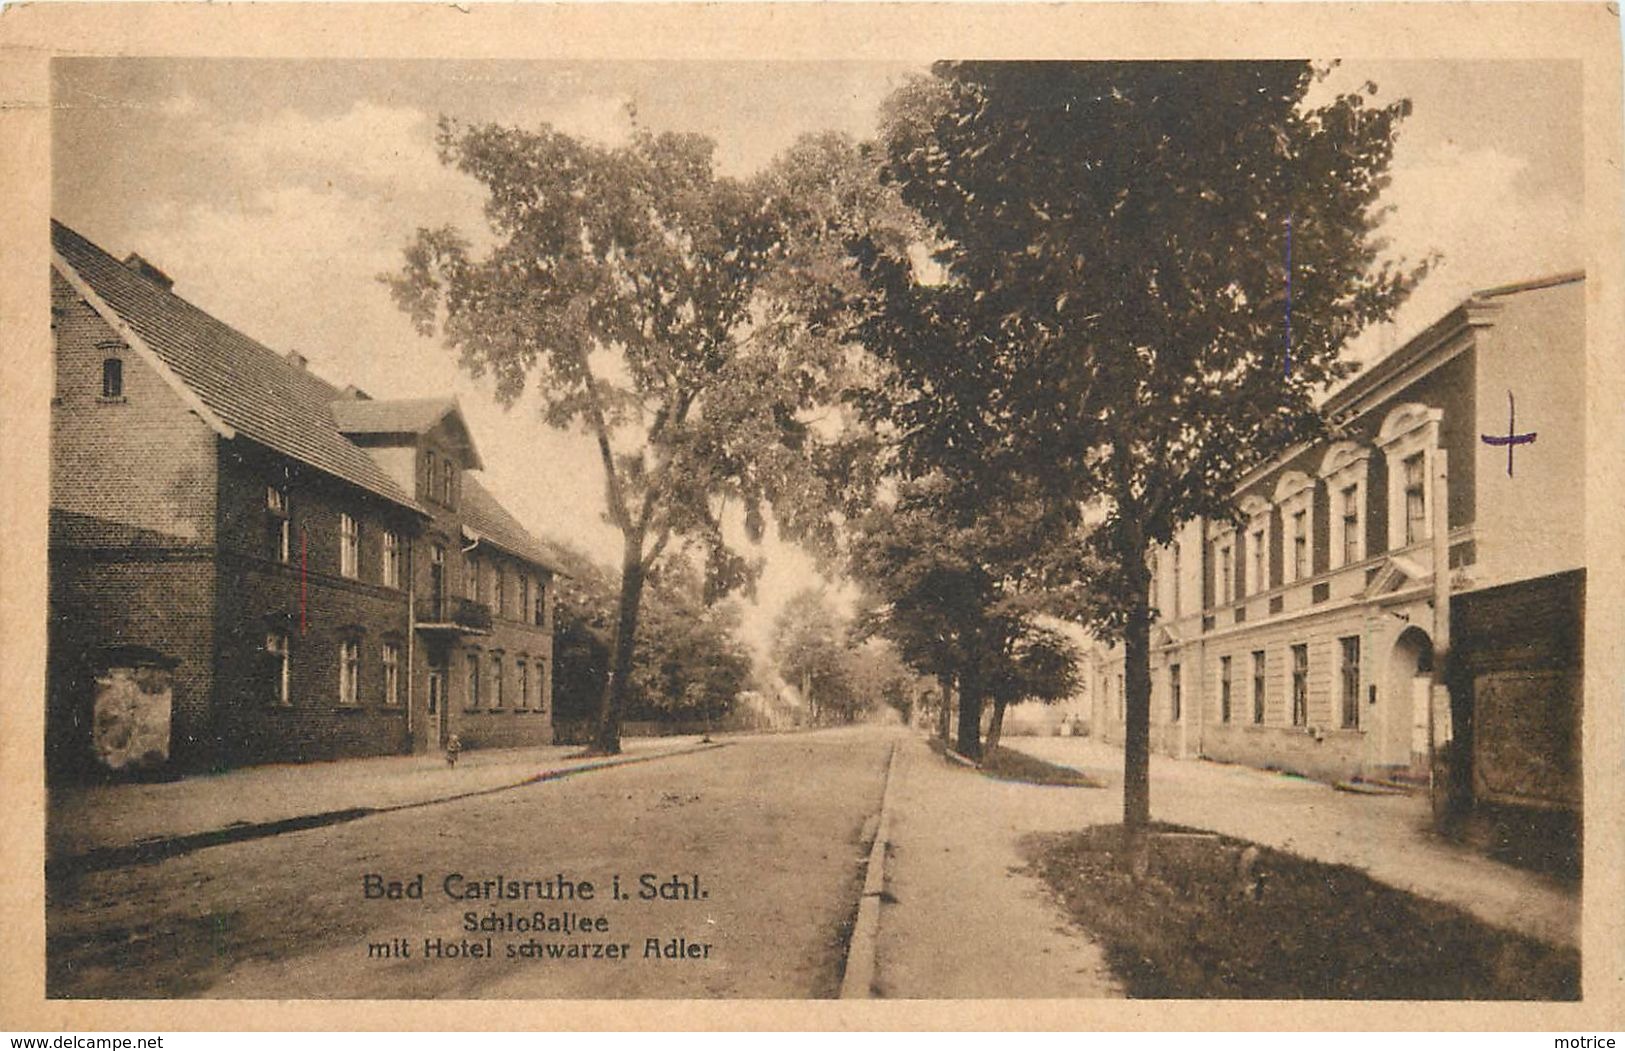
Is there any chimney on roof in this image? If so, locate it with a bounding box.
[340,384,372,401]
[122,252,174,292]
[286,349,309,370]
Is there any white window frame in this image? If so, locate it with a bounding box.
[382,642,401,706]
[1377,403,1444,553]
[1274,472,1315,585]
[266,632,291,706]
[1319,442,1372,569]
[267,485,290,564]
[1289,643,1309,727]
[381,531,401,589]
[340,513,360,579]
[1211,524,1236,607]
[339,639,361,706]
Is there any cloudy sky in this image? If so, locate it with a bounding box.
[51,58,1583,650]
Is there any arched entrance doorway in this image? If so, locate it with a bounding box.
[1386,626,1434,774]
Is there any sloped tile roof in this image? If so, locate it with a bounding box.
[51,220,424,513]
[462,474,566,575]
[329,397,459,436]
[331,396,484,469]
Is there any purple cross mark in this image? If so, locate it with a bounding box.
[1481,390,1536,477]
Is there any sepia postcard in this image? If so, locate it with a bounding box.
[1,1,1622,1033]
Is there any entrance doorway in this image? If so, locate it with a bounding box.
[426,660,447,749]
[1387,625,1434,774]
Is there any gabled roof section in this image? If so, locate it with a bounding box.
[461,474,567,575]
[51,220,424,514]
[330,396,484,469]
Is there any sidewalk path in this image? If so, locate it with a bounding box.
[872,736,1123,998]
[48,736,709,863]
[1009,736,1580,949]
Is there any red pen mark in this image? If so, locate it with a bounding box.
[299,527,308,634]
[1481,390,1537,477]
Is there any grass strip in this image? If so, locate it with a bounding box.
[1026,822,1579,1000]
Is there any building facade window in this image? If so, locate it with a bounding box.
[382,531,402,589]
[1171,542,1182,617]
[1219,542,1234,605]
[441,459,455,507]
[491,653,505,709]
[1377,403,1442,552]
[465,653,481,710]
[1251,650,1266,724]
[1169,664,1182,722]
[516,660,529,710]
[1219,655,1232,723]
[534,579,546,626]
[465,553,479,602]
[1403,452,1427,547]
[519,576,531,625]
[101,356,124,399]
[382,642,401,706]
[1290,643,1309,727]
[266,485,290,564]
[1250,527,1267,595]
[494,567,506,619]
[1291,510,1309,581]
[266,632,290,706]
[339,639,360,706]
[425,452,438,504]
[1319,442,1373,569]
[430,544,446,619]
[340,514,360,579]
[1340,485,1361,566]
[1340,636,1361,729]
[1275,472,1315,584]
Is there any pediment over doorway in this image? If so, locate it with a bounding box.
[1364,554,1430,598]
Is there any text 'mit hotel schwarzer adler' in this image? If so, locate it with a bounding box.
[47,219,564,780]
[1089,270,1584,827]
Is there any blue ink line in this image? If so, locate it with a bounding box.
[1284,213,1293,376]
[1480,389,1536,477]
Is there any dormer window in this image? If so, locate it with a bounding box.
[100,356,124,399]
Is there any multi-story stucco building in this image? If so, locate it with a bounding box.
[1089,272,1584,816]
[48,220,561,777]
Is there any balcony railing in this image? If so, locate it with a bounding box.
[416,596,492,635]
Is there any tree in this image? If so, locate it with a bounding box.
[870,62,1423,826]
[769,587,857,725]
[850,474,1086,759]
[388,120,887,753]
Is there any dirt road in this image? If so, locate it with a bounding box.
[47,728,897,999]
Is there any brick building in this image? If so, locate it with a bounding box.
[48,220,561,777]
[1088,272,1585,818]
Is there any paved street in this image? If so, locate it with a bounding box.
[44,724,1578,1000]
[46,728,897,999]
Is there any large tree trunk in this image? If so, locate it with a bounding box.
[985,697,1008,755]
[1122,563,1153,831]
[956,663,984,761]
[593,533,647,755]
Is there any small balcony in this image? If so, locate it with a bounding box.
[416,596,492,636]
